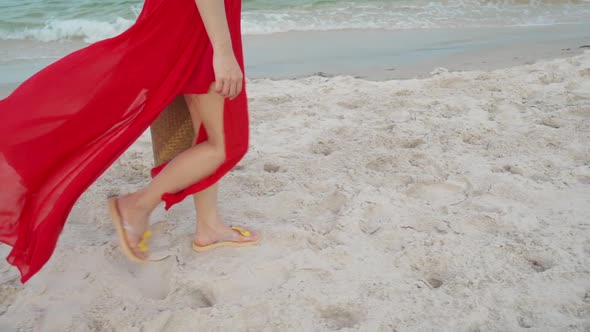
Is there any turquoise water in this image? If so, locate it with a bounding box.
[0,1,139,25]
[1,0,589,85]
[1,0,590,42]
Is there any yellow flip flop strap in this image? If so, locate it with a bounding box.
[231,226,251,237]
[137,230,152,253]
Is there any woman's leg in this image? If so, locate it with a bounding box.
[191,182,258,247]
[184,97,255,246]
[186,92,257,246]
[116,84,255,257]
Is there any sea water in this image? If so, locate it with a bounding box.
[1,0,589,43]
[1,0,590,85]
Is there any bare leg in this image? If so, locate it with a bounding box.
[186,94,257,246]
[192,183,258,247]
[116,84,255,256]
[122,86,227,212]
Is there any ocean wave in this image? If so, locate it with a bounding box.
[0,18,134,43]
[0,1,589,42]
[241,2,590,34]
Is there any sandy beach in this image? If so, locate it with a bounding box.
[1,46,589,330]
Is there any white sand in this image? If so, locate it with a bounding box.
[1,51,590,331]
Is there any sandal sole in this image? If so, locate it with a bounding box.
[108,196,149,264]
[192,239,260,253]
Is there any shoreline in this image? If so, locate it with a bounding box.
[1,23,590,93]
[2,48,589,100]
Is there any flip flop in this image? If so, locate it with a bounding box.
[192,226,260,252]
[107,196,155,263]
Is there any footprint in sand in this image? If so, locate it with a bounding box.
[168,286,214,309]
[237,174,286,196]
[359,217,385,236]
[0,284,20,316]
[525,256,553,273]
[311,140,336,156]
[318,305,365,330]
[426,277,443,289]
[517,314,535,329]
[188,289,215,308]
[404,181,466,206]
[132,264,174,300]
[491,102,529,128]
[103,245,174,300]
[319,191,349,215]
[540,116,561,129]
[407,154,449,180]
[306,232,341,251]
[291,268,335,287]
[85,319,113,332]
[359,203,387,235]
[388,110,413,123]
[401,138,426,149]
[263,163,282,173]
[337,99,364,110]
[462,132,485,145]
[466,326,483,332]
[410,254,450,290]
[491,164,525,176]
[140,310,174,332]
[366,155,400,172]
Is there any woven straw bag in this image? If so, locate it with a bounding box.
[150,95,195,167]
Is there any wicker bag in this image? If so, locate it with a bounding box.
[150,95,195,167]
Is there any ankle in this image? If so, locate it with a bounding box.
[196,218,224,233]
[127,190,157,212]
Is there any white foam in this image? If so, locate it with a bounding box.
[0,18,134,43]
[0,2,589,42]
[241,2,590,35]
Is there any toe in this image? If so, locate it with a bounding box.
[130,245,147,259]
[125,233,148,259]
[235,229,259,243]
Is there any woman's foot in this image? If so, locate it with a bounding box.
[193,218,259,248]
[115,192,152,259]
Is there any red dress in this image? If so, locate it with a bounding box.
[0,0,249,283]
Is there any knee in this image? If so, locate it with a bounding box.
[209,135,248,166]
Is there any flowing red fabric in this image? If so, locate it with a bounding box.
[0,0,249,283]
